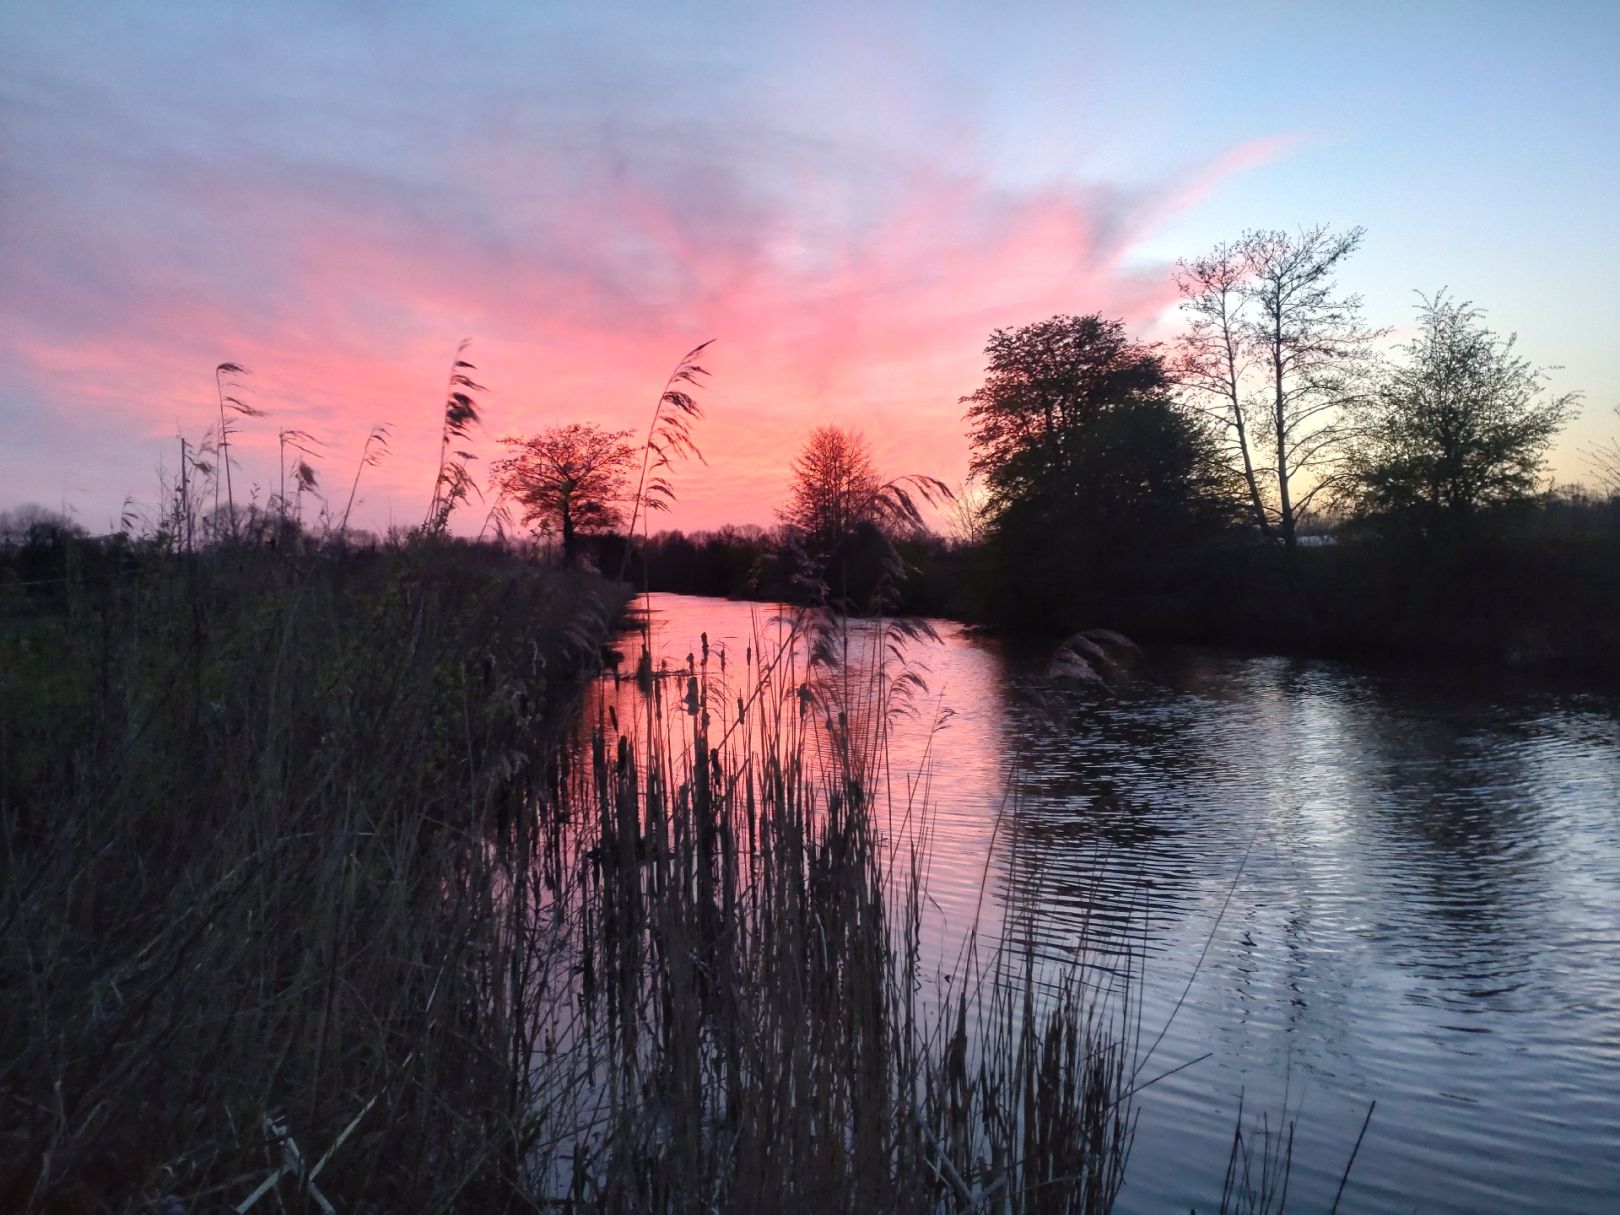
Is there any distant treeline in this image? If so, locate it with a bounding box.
[590,486,1620,680]
[611,524,973,619]
[11,488,1619,681]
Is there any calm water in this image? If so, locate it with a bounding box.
[598,593,1620,1213]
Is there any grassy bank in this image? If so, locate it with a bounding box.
[1,541,625,1209]
[1,544,1138,1212]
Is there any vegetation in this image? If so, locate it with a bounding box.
[1339,292,1578,532]
[1175,227,1383,548]
[780,425,884,555]
[490,423,638,564]
[0,337,1145,1213]
[424,343,486,535]
[961,314,1242,632]
[0,524,1151,1212]
[2,206,1615,1210]
[0,537,622,1210]
[1591,406,1620,496]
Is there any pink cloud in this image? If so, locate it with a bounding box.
[1,108,1293,533]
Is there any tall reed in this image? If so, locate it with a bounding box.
[497,604,1139,1212]
[0,540,1139,1211]
[212,362,259,539]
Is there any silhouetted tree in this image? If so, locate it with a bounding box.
[1342,292,1577,529]
[490,423,636,564]
[1175,242,1273,539]
[1237,226,1382,548]
[0,504,83,547]
[780,426,884,556]
[777,425,949,611]
[963,314,1240,626]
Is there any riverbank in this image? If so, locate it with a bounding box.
[626,522,1620,685]
[1009,533,1620,685]
[0,545,1140,1212]
[0,539,632,1210]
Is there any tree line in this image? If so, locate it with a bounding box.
[11,224,1612,667]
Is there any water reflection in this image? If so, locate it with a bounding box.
[602,595,1620,1213]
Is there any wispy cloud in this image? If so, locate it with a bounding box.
[0,5,1290,531]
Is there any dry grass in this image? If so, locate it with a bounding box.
[1,541,1138,1212]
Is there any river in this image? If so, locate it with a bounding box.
[591,592,1620,1213]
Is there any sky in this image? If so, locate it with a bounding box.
[3,0,1617,536]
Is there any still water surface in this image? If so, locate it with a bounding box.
[598,593,1620,1213]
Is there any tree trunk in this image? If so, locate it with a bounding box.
[1273,334,1296,548]
[1227,336,1272,540]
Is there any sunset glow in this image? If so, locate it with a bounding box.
[3,2,1616,534]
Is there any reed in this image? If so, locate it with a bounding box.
[424,344,486,534]
[484,601,1139,1212]
[0,538,1138,1211]
[0,540,624,1211]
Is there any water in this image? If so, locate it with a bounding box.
[597,593,1620,1213]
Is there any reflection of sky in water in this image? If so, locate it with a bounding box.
[606,595,1620,1213]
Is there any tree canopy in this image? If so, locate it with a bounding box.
[964,315,1169,509]
[962,314,1240,626]
[1341,292,1577,528]
[780,426,883,555]
[490,423,636,564]
[1174,226,1381,548]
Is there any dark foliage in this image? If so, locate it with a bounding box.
[963,315,1244,631]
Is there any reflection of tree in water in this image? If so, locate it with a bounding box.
[991,675,1203,978]
[813,629,1232,970]
[1217,654,1598,1015]
[1346,693,1577,1012]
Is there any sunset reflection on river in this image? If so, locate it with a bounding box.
[580,593,1620,1213]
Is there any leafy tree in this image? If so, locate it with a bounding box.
[780,426,884,555]
[490,423,636,564]
[1342,292,1578,528]
[963,314,1239,625]
[965,315,1169,509]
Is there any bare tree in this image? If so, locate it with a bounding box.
[944,472,992,546]
[1241,225,1383,547]
[1175,243,1273,540]
[1588,405,1620,498]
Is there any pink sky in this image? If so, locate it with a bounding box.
[4,3,1614,536]
[3,114,1283,534]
